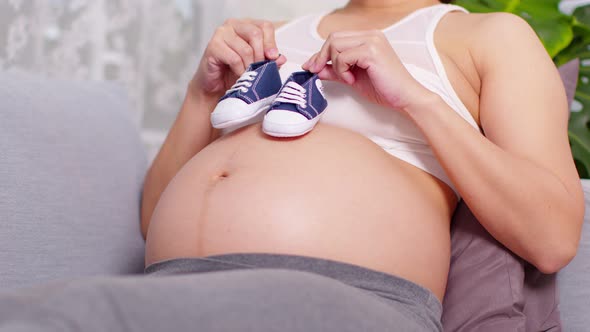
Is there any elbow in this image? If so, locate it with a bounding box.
[534,194,585,274]
[533,241,578,274]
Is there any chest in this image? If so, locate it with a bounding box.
[277,12,482,128]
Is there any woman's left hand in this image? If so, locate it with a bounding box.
[303,30,433,112]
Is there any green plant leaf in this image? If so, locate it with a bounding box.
[568,85,590,177]
[454,0,499,13]
[569,127,590,178]
[554,26,590,66]
[572,4,590,28]
[554,24,590,117]
[454,0,507,12]
[553,5,590,177]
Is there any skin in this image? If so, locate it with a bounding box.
[141,0,584,301]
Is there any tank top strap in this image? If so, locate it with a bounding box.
[276,4,480,131]
[424,5,479,130]
[378,4,465,41]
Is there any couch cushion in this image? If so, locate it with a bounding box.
[0,70,146,290]
[558,179,590,331]
[442,202,527,331]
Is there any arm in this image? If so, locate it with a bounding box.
[140,20,287,238]
[404,13,584,273]
[306,14,584,274]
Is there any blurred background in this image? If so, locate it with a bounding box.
[0,0,587,159]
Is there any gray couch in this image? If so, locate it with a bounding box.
[0,70,589,331]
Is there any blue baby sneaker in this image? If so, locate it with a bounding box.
[211,60,282,129]
[263,71,328,137]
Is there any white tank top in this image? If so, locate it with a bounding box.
[275,4,480,197]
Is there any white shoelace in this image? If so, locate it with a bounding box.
[226,71,258,94]
[273,82,307,109]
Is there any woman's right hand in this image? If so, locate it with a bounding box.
[190,19,287,99]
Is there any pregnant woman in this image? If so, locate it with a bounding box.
[138,0,583,330]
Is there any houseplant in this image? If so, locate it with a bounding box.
[456,0,590,177]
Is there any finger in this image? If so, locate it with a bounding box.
[223,31,254,71]
[302,53,319,71]
[208,29,246,76]
[311,31,380,71]
[210,43,246,77]
[310,42,332,73]
[233,23,265,62]
[276,54,287,66]
[311,35,365,73]
[332,47,371,84]
[331,47,342,72]
[341,44,374,70]
[251,20,280,60]
[316,65,338,81]
[332,54,356,85]
[317,65,352,84]
[216,43,246,76]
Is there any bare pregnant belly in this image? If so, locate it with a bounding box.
[145,123,457,300]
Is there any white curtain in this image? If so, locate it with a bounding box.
[0,0,346,158]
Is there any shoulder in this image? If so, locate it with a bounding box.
[440,11,538,47]
[440,11,547,75]
[468,11,534,34]
[469,12,540,51]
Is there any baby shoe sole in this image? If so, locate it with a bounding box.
[262,114,322,138]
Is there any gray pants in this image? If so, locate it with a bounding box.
[0,254,442,332]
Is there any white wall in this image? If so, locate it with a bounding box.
[224,0,347,20]
[561,0,590,14]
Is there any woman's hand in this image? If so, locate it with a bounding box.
[190,19,287,99]
[303,31,433,112]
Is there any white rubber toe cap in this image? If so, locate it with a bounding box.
[264,109,308,125]
[210,98,250,128]
[263,109,319,137]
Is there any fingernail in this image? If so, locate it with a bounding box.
[268,48,278,58]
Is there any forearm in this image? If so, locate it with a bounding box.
[405,95,581,273]
[140,87,220,238]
